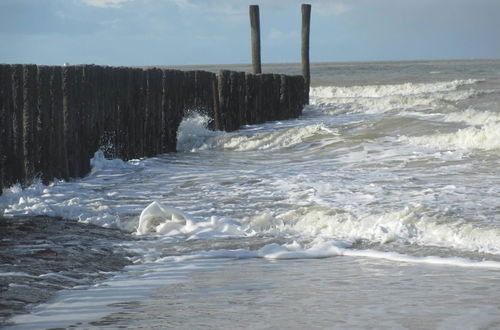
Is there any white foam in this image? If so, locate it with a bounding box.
[444,108,500,125]
[0,151,144,230]
[176,113,223,152]
[245,206,500,256]
[181,123,338,152]
[133,200,500,258]
[256,240,346,259]
[157,238,500,268]
[311,79,478,99]
[135,201,247,239]
[157,240,350,262]
[89,150,134,171]
[342,249,500,269]
[310,79,479,114]
[136,201,188,235]
[400,122,500,151]
[0,180,125,229]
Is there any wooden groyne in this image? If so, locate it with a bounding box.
[0,64,306,193]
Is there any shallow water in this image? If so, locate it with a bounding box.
[2,60,500,328]
[0,216,133,324]
[90,258,500,330]
[7,256,499,329]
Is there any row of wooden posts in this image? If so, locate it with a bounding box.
[0,4,311,193]
[0,65,306,193]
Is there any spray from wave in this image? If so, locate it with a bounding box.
[176,114,223,152]
[176,113,338,152]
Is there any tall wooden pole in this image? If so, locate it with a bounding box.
[249,5,262,74]
[301,4,311,104]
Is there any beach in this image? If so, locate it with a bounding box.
[2,59,500,329]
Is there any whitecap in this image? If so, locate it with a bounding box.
[399,122,500,151]
[136,201,188,235]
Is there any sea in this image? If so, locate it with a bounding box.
[1,59,500,329]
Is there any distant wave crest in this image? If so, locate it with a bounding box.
[310,79,480,114]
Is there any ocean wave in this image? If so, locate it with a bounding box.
[133,200,500,257]
[178,114,339,152]
[245,205,500,256]
[0,181,125,229]
[310,79,480,114]
[176,113,223,152]
[399,122,500,151]
[311,79,479,99]
[444,108,500,126]
[0,151,144,230]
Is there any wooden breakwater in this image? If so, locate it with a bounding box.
[0,64,306,193]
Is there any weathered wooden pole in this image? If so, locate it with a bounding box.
[301,3,311,104]
[249,5,262,74]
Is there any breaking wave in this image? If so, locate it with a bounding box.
[177,113,338,152]
[399,122,500,151]
[310,79,480,114]
[311,79,479,99]
[133,201,500,257]
[444,108,500,125]
[244,205,500,256]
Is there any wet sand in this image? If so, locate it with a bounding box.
[0,216,134,325]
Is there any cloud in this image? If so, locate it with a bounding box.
[79,0,351,17]
[160,0,351,16]
[169,0,198,10]
[0,0,105,35]
[315,2,351,16]
[82,0,198,10]
[81,0,132,8]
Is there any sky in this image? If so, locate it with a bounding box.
[1,0,499,66]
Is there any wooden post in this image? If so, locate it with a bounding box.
[51,66,64,181]
[0,65,11,191]
[301,4,311,104]
[11,65,25,185]
[61,65,74,180]
[249,5,262,74]
[22,65,38,185]
[37,65,52,183]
